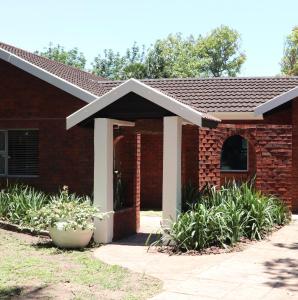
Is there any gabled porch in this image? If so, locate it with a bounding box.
[67,79,219,243]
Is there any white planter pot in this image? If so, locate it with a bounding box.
[49,223,93,249]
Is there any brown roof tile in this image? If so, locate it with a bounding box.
[95,77,298,113]
[1,42,298,113]
[0,42,106,94]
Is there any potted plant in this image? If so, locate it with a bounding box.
[30,187,106,249]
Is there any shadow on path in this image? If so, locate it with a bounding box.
[264,257,298,292]
[273,242,298,250]
[112,233,160,246]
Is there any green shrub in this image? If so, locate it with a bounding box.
[0,184,95,229]
[161,181,291,252]
[181,182,201,212]
[29,195,105,231]
[0,184,49,227]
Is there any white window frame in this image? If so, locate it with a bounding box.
[220,137,249,173]
[0,129,39,178]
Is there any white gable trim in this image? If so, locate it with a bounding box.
[211,112,263,120]
[67,79,217,129]
[0,48,97,103]
[255,86,298,115]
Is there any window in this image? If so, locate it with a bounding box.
[0,130,39,176]
[220,135,248,172]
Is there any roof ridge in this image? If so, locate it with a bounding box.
[141,76,298,82]
[95,76,298,85]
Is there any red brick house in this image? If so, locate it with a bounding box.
[1,42,298,241]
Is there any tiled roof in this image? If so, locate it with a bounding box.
[1,42,298,113]
[0,42,106,94]
[94,77,298,112]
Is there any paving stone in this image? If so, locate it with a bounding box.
[94,215,298,300]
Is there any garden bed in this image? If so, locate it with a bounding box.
[152,181,291,253]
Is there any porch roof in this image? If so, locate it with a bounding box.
[66,79,220,129]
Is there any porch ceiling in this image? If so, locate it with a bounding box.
[79,92,176,125]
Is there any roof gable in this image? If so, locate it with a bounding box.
[0,42,102,103]
[66,79,220,129]
[255,85,298,115]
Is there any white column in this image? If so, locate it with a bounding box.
[93,118,114,243]
[162,116,182,223]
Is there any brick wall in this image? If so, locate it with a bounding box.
[113,131,141,239]
[140,133,163,209]
[0,59,94,195]
[198,124,292,207]
[291,99,298,212]
[135,121,199,210]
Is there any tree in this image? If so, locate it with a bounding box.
[92,43,147,80]
[146,33,203,78]
[281,26,298,76]
[36,43,86,70]
[92,26,246,79]
[196,25,246,77]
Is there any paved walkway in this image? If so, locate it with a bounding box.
[94,216,298,300]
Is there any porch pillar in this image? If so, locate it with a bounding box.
[162,116,182,222]
[93,118,114,243]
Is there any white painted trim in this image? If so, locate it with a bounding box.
[110,119,135,127]
[0,48,97,103]
[162,116,182,222]
[66,79,218,129]
[211,112,263,120]
[93,118,114,243]
[255,86,298,115]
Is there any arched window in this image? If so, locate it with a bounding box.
[220,135,248,171]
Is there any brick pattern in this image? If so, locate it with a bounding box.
[113,207,136,241]
[140,133,163,209]
[136,121,200,210]
[255,126,292,206]
[182,125,199,187]
[291,99,298,212]
[0,59,94,195]
[199,124,292,207]
[113,130,141,239]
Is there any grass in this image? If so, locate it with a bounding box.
[0,229,162,299]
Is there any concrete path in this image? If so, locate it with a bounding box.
[94,216,298,300]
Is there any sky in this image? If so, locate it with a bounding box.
[1,0,298,76]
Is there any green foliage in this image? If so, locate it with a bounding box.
[181,182,201,212]
[0,184,49,227]
[29,186,105,231]
[196,25,246,77]
[146,33,202,78]
[281,26,298,75]
[160,181,290,252]
[92,43,147,80]
[92,26,246,79]
[0,184,103,231]
[36,42,86,70]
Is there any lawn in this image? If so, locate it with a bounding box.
[0,228,161,300]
